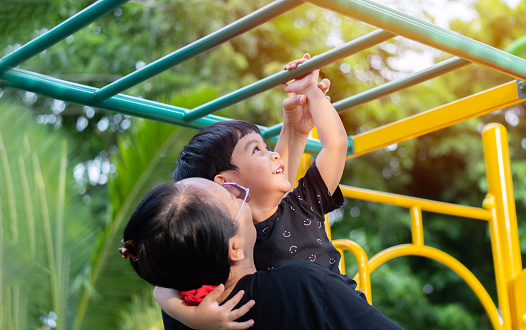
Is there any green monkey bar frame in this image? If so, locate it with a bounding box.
[2,0,526,151]
[1,0,525,329]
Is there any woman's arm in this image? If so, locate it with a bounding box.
[154,285,255,330]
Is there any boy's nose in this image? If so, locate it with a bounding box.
[270,151,280,160]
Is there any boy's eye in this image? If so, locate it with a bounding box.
[253,146,260,153]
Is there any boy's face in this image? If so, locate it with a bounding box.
[226,132,291,202]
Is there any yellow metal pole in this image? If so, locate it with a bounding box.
[484,193,510,329]
[349,81,523,159]
[482,123,523,330]
[368,244,503,330]
[410,206,424,246]
[333,239,372,303]
[509,269,526,330]
[340,185,492,221]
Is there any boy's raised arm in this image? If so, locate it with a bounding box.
[282,54,348,194]
[274,93,310,188]
[275,57,331,188]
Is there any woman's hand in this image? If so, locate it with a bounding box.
[192,284,255,330]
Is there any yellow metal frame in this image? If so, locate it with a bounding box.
[297,81,525,330]
[349,81,524,158]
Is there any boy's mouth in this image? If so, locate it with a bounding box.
[273,165,285,175]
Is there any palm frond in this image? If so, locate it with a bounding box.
[118,288,165,330]
[0,99,97,329]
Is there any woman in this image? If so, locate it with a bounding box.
[121,178,403,329]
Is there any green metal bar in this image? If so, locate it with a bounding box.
[0,68,333,155]
[505,36,526,57]
[1,68,226,130]
[269,135,353,155]
[307,0,526,81]
[184,29,395,123]
[268,136,324,155]
[332,57,471,112]
[0,0,128,74]
[95,0,303,101]
[1,68,337,153]
[263,56,471,138]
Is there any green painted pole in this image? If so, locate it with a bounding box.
[1,68,224,130]
[1,68,330,154]
[505,36,526,57]
[308,0,526,81]
[332,57,471,112]
[95,0,303,101]
[0,0,128,74]
[183,29,395,123]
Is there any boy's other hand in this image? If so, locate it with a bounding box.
[282,78,331,136]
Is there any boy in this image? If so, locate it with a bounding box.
[158,54,353,328]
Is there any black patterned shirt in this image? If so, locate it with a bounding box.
[254,161,344,275]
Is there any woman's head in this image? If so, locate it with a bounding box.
[173,120,261,181]
[122,178,254,291]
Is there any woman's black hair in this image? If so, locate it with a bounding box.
[123,181,237,290]
[173,120,260,181]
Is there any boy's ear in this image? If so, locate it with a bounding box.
[214,173,227,185]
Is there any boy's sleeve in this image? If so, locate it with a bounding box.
[296,160,344,215]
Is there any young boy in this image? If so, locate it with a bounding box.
[157,54,354,328]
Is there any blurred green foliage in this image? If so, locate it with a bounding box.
[1,0,525,329]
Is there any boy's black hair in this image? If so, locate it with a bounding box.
[173,120,261,181]
[123,182,237,290]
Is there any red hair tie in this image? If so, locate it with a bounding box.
[118,239,138,261]
[179,285,218,306]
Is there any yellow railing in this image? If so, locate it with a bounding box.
[334,185,501,327]
[324,123,525,330]
[348,81,524,159]
[305,80,526,329]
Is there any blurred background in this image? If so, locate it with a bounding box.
[1,0,525,328]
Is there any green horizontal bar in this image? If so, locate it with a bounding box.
[505,36,526,57]
[0,69,334,155]
[333,57,471,112]
[267,135,354,155]
[1,68,344,155]
[0,0,128,74]
[95,0,303,101]
[308,0,526,81]
[1,68,229,130]
[184,29,395,123]
[267,136,322,154]
[263,122,289,139]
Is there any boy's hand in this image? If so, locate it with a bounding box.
[282,53,321,95]
[282,53,330,136]
[282,78,330,136]
[282,53,310,71]
[193,284,255,330]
